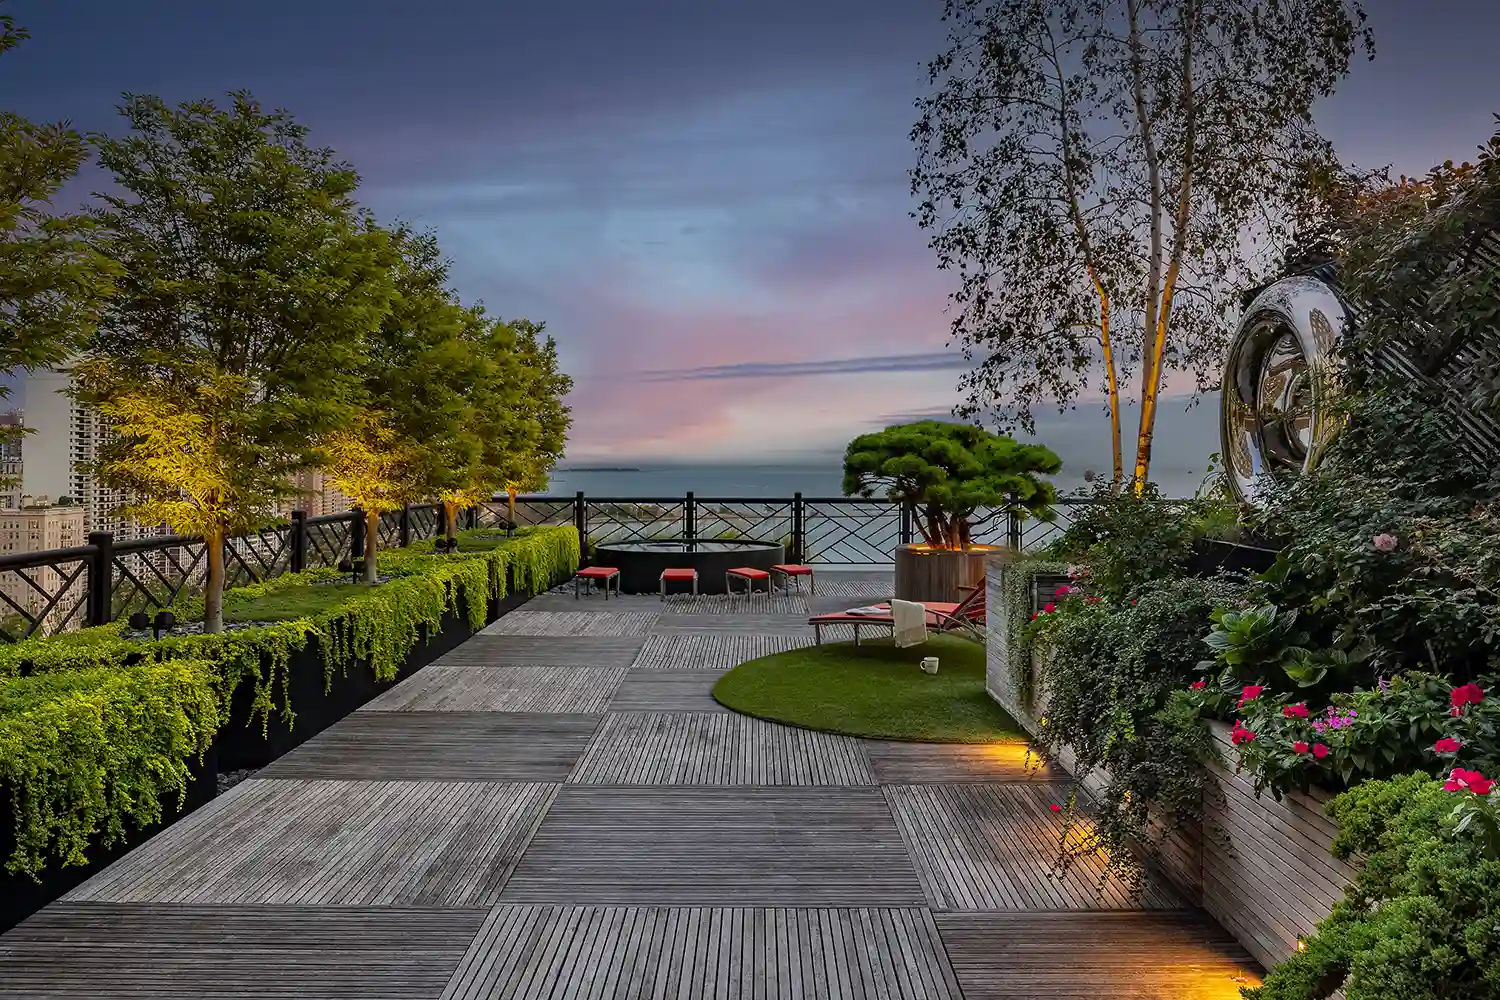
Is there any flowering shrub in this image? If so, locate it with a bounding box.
[1185,671,1500,798]
[1246,772,1500,1000]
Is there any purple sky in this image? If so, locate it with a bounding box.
[6,0,1499,471]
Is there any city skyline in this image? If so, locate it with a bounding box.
[5,1,1500,465]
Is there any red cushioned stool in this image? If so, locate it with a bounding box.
[574,566,620,599]
[660,567,698,600]
[770,563,815,595]
[726,566,772,596]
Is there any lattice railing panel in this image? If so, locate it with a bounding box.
[409,504,442,541]
[488,498,575,530]
[692,499,795,546]
[225,528,292,588]
[112,542,207,620]
[0,558,89,641]
[306,518,354,569]
[802,500,901,565]
[376,510,402,547]
[585,500,688,546]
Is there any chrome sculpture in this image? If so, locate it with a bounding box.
[1220,273,1350,505]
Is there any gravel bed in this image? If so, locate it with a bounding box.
[216,768,259,795]
[121,620,283,641]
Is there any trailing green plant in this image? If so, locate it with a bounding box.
[1245,772,1500,1000]
[0,659,221,878]
[996,558,1068,701]
[1024,574,1247,894]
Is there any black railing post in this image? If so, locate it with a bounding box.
[349,509,366,566]
[399,504,412,548]
[573,492,587,563]
[791,492,805,563]
[900,503,914,546]
[86,531,114,627]
[468,505,479,531]
[684,492,696,545]
[289,510,308,574]
[1007,510,1023,551]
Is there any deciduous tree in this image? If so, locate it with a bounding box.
[73,91,396,632]
[0,10,118,477]
[913,0,1372,489]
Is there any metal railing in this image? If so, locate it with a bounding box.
[0,492,1097,643]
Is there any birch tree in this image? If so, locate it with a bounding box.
[913,0,1372,489]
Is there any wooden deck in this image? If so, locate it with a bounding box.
[0,569,1260,998]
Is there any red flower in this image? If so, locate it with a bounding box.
[1434,737,1464,754]
[1042,603,1057,614]
[1054,585,1072,596]
[1190,680,1206,690]
[1049,803,1062,813]
[1282,704,1309,719]
[1130,599,1138,605]
[1450,683,1485,710]
[1085,595,1101,604]
[1293,741,1310,754]
[1237,685,1265,708]
[1443,767,1496,795]
[1230,721,1257,745]
[1451,707,1465,717]
[1312,744,1330,759]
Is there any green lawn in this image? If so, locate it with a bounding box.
[221,582,372,623]
[712,634,1023,743]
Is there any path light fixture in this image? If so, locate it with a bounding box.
[336,556,365,584]
[128,609,177,640]
[435,536,459,554]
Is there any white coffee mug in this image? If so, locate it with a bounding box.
[920,656,939,674]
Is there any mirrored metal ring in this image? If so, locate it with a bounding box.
[1220,274,1349,506]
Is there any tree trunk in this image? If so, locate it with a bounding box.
[203,527,226,634]
[1098,293,1123,484]
[364,509,380,584]
[442,499,458,541]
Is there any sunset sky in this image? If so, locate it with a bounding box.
[6,0,1498,469]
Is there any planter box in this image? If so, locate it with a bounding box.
[986,554,1357,973]
[1186,538,1280,578]
[0,564,557,934]
[0,737,220,934]
[895,544,1005,603]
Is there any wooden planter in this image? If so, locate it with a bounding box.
[894,544,1006,603]
[984,555,1358,974]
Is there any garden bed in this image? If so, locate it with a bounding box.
[0,525,580,933]
[985,555,1354,972]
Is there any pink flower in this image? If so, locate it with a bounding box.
[1311,720,1327,734]
[1049,803,1062,813]
[1450,683,1485,710]
[1042,603,1057,614]
[1443,768,1496,796]
[1312,744,1330,759]
[1282,704,1309,719]
[1237,685,1265,708]
[1293,741,1310,754]
[1066,564,1089,580]
[1372,533,1398,553]
[1190,680,1206,690]
[1434,737,1464,754]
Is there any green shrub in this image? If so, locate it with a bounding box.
[0,659,221,878]
[1246,773,1500,1000]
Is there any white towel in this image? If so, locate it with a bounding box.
[891,598,927,648]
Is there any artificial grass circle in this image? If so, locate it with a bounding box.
[712,634,1023,743]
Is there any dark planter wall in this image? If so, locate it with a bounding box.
[1,565,551,935]
[1186,538,1280,578]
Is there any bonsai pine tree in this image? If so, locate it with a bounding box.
[841,421,1061,550]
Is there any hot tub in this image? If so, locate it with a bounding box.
[593,538,785,595]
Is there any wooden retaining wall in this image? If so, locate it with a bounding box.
[986,556,1359,973]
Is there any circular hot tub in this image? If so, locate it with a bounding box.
[594,538,785,595]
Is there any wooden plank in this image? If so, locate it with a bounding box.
[567,712,875,786]
[500,787,927,906]
[441,905,958,1000]
[629,634,812,670]
[606,668,731,713]
[653,614,819,636]
[257,712,601,782]
[525,594,669,613]
[656,594,808,615]
[481,610,660,637]
[936,911,1261,999]
[883,783,1180,911]
[361,665,628,713]
[861,741,1053,784]
[806,575,895,600]
[63,779,556,907]
[0,903,486,999]
[433,635,647,668]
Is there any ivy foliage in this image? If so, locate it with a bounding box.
[1024,575,1247,893]
[0,659,221,878]
[1246,773,1500,1000]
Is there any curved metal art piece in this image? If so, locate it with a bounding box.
[1220,273,1349,505]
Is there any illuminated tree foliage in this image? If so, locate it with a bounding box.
[324,226,485,582]
[912,0,1372,489]
[73,91,396,632]
[0,10,119,479]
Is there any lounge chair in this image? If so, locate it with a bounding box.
[808,584,986,645]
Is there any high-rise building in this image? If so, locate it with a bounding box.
[0,499,87,632]
[280,469,351,518]
[0,409,23,511]
[21,367,163,542]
